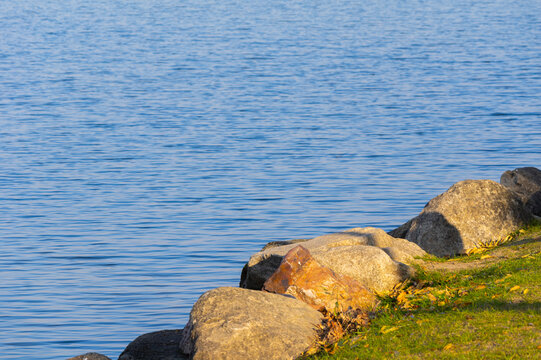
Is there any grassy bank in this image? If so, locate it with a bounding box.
[306,222,541,359]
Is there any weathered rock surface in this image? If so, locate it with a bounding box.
[67,353,111,360]
[118,330,186,360]
[180,287,323,360]
[314,245,414,293]
[390,180,533,257]
[241,227,419,292]
[500,167,541,216]
[263,245,376,313]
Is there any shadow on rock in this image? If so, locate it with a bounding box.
[118,330,186,360]
[406,211,464,257]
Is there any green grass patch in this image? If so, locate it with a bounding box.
[305,227,541,360]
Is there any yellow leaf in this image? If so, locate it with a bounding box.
[480,254,492,260]
[438,301,446,307]
[509,285,520,292]
[495,274,512,283]
[380,326,399,334]
[443,343,454,351]
[396,291,408,303]
[427,293,437,302]
[467,247,487,255]
[519,229,526,234]
[523,289,529,295]
[475,285,487,290]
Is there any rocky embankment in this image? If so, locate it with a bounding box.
[68,166,541,360]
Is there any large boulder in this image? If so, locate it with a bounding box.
[67,353,111,360]
[500,167,541,216]
[179,287,323,360]
[263,246,377,313]
[241,227,419,292]
[118,330,186,360]
[390,180,533,257]
[313,245,413,293]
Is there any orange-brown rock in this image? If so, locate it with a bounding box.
[262,245,377,313]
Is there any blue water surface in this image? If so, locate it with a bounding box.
[1,0,540,358]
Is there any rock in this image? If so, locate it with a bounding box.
[179,287,323,360]
[312,245,413,293]
[261,238,310,251]
[241,227,420,292]
[118,330,186,360]
[388,218,414,239]
[380,246,418,264]
[391,180,533,257]
[500,167,541,216]
[67,353,111,360]
[263,245,377,313]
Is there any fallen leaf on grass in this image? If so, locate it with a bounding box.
[509,285,521,292]
[475,285,487,290]
[443,343,454,351]
[380,326,399,334]
[480,254,492,260]
[522,289,530,295]
[396,291,408,304]
[467,247,487,255]
[427,293,437,302]
[495,274,512,284]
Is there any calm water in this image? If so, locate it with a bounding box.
[1,0,540,358]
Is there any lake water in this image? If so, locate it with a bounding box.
[1,0,540,358]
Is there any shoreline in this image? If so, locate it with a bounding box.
[69,167,541,360]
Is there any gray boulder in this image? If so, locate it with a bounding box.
[500,167,541,216]
[240,227,421,292]
[118,330,186,360]
[179,287,323,360]
[390,180,532,257]
[67,353,111,360]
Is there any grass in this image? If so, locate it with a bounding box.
[305,224,541,359]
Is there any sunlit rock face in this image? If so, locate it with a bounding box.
[391,180,532,257]
[263,245,377,313]
[241,227,421,292]
[179,287,323,360]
